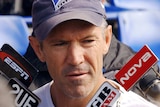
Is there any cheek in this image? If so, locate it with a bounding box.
[86,46,104,72]
[43,49,65,79]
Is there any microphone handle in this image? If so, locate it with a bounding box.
[8,78,41,107]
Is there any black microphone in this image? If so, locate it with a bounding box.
[8,78,40,107]
[0,44,41,107]
[139,73,160,106]
[0,44,39,87]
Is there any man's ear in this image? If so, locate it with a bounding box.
[103,25,112,55]
[29,36,46,62]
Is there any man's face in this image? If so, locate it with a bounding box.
[34,20,111,99]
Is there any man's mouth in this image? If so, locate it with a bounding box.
[66,71,88,80]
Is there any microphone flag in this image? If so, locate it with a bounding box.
[115,45,159,91]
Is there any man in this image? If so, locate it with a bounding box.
[30,0,157,106]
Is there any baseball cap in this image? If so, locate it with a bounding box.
[32,0,107,41]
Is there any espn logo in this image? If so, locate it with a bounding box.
[4,57,29,80]
[115,45,159,91]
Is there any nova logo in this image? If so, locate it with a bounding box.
[115,45,158,90]
[120,52,151,85]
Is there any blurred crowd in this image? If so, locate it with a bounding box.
[0,0,111,16]
[0,0,33,16]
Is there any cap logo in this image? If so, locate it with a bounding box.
[51,0,72,11]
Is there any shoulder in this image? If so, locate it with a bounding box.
[108,80,157,107]
[119,89,157,107]
[33,81,55,107]
[33,81,51,97]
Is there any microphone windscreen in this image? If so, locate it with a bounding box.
[139,74,157,91]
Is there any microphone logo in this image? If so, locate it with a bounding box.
[9,78,40,107]
[87,82,120,107]
[4,56,30,80]
[119,52,151,85]
[115,45,159,91]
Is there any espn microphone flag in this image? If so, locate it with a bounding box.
[0,44,39,87]
[115,45,159,91]
[0,44,41,106]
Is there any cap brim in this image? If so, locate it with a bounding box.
[35,11,105,41]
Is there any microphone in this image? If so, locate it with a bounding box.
[115,45,159,91]
[115,45,160,106]
[0,44,39,87]
[139,73,160,106]
[87,81,120,107]
[0,44,40,107]
[8,78,40,107]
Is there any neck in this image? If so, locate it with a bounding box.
[50,77,107,107]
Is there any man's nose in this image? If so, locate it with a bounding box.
[66,43,85,66]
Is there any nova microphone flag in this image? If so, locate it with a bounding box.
[115,45,159,91]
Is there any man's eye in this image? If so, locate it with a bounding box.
[82,39,96,47]
[54,41,68,46]
[83,40,95,43]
